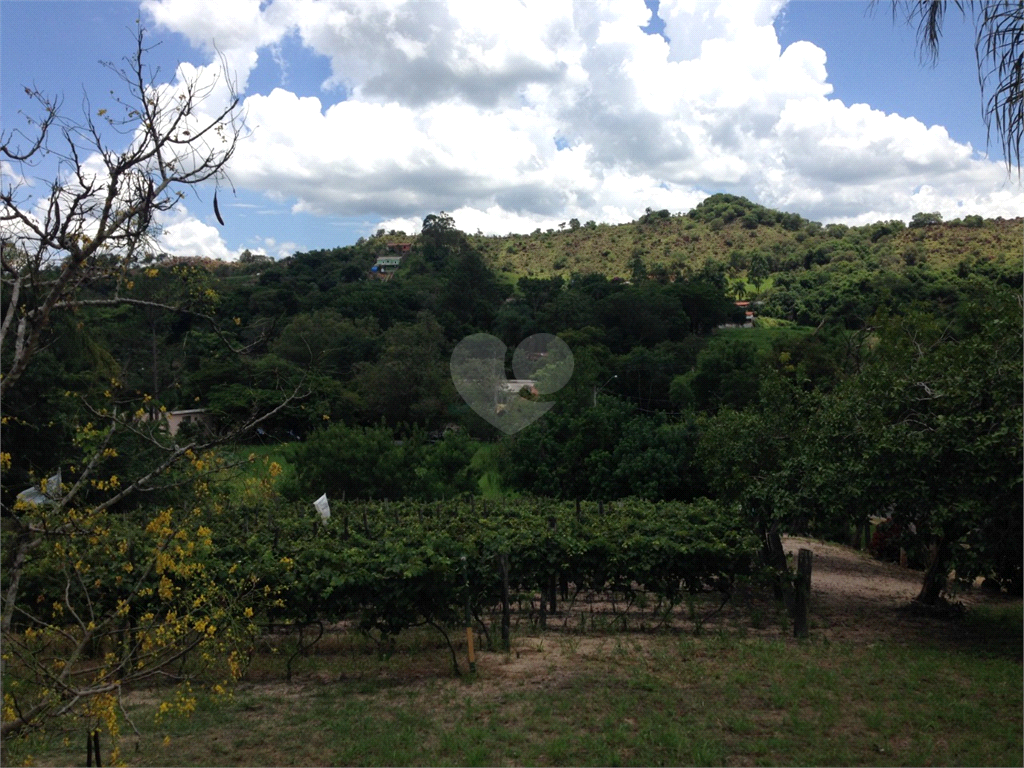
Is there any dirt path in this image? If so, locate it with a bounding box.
[781,536,993,645]
[434,538,1009,700]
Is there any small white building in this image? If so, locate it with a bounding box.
[497,379,539,396]
[163,408,214,437]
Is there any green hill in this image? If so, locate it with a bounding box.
[462,194,1022,284]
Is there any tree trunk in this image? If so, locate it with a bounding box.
[915,539,950,605]
[762,524,793,614]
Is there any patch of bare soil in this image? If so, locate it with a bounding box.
[780,536,1002,645]
[443,538,1017,699]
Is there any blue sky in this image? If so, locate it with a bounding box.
[2,1,1018,260]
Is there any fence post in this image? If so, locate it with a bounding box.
[499,551,511,651]
[462,556,476,673]
[547,515,557,614]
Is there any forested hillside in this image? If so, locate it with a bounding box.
[6,197,1020,502]
[466,194,1022,280]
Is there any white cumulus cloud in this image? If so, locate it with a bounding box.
[140,0,1020,246]
[157,206,238,260]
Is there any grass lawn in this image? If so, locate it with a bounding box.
[10,601,1021,767]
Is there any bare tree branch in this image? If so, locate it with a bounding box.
[0,22,243,397]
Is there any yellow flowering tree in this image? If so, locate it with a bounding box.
[0,25,302,748]
[2,459,260,742]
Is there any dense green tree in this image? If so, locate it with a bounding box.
[541,287,600,333]
[518,275,566,314]
[285,422,415,502]
[323,280,425,330]
[353,311,454,429]
[271,311,381,379]
[695,372,812,537]
[615,340,698,411]
[910,211,944,228]
[550,327,615,412]
[610,414,702,500]
[748,253,770,291]
[630,254,648,282]
[491,300,538,348]
[0,315,113,498]
[420,211,466,267]
[670,338,762,413]
[198,353,355,434]
[435,249,510,338]
[802,293,1023,600]
[499,396,635,499]
[595,284,690,353]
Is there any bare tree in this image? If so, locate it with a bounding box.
[883,1,1023,174]
[1,26,241,396]
[0,27,301,744]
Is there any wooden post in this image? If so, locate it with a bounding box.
[547,515,557,614]
[462,556,476,673]
[499,552,511,651]
[793,548,812,639]
[86,730,101,767]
